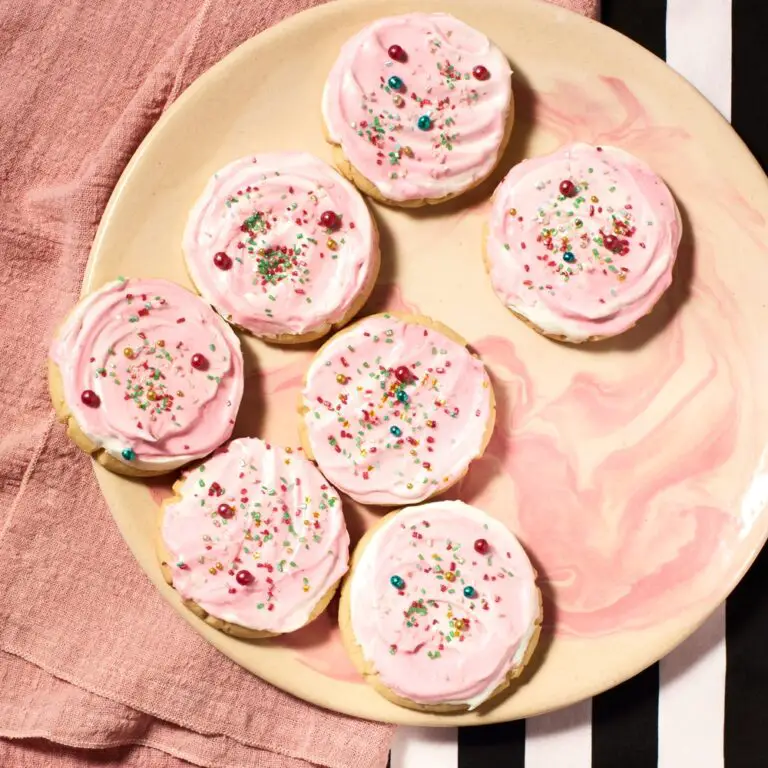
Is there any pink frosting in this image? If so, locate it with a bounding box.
[322,13,512,202]
[300,313,494,505]
[349,501,539,708]
[49,278,244,471]
[161,437,350,633]
[183,153,378,338]
[486,143,682,341]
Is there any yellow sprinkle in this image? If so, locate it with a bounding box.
[303,585,310,592]
[617,274,627,282]
[313,512,320,519]
[360,449,367,457]
[123,347,134,359]
[402,146,414,158]
[591,195,599,203]
[327,238,338,250]
[147,390,157,401]
[509,208,517,216]
[336,374,348,384]
[176,390,184,397]
[393,94,405,107]
[407,483,414,490]
[286,447,293,454]
[157,339,165,347]
[444,572,456,582]
[286,547,294,554]
[208,567,217,575]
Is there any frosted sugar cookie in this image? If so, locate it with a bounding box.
[485,143,682,342]
[340,501,542,712]
[322,13,513,206]
[299,313,495,506]
[183,152,380,343]
[48,278,244,477]
[158,437,349,638]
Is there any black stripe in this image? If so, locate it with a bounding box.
[732,0,768,171]
[458,720,525,768]
[386,750,391,768]
[601,0,667,61]
[727,2,768,765]
[726,544,768,767]
[592,664,660,768]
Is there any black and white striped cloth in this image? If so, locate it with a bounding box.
[387,1,768,765]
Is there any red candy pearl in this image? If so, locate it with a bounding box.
[191,353,208,370]
[218,504,235,519]
[236,569,254,586]
[320,210,339,230]
[388,44,406,62]
[394,366,411,382]
[472,65,490,81]
[474,538,490,554]
[213,251,232,270]
[603,234,620,252]
[559,180,576,197]
[81,389,100,408]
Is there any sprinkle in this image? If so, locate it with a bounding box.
[390,574,405,589]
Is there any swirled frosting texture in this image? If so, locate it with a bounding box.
[161,438,350,633]
[349,501,539,708]
[486,143,682,341]
[183,153,378,338]
[322,13,512,202]
[301,313,494,505]
[50,278,243,471]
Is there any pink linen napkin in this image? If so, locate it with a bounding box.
[0,0,597,766]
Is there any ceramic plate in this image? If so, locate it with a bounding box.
[83,0,768,725]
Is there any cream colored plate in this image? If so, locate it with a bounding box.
[84,0,768,725]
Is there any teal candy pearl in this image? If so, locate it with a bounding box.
[390,575,405,589]
[388,75,404,91]
[417,115,432,131]
[463,585,475,598]
[121,448,136,461]
[396,389,409,403]
[563,252,576,263]
[390,425,402,437]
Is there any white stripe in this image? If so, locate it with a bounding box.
[525,699,592,768]
[658,605,726,768]
[390,726,459,768]
[660,7,730,764]
[666,0,732,120]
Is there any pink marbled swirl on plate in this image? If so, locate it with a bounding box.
[322,13,512,204]
[486,143,682,342]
